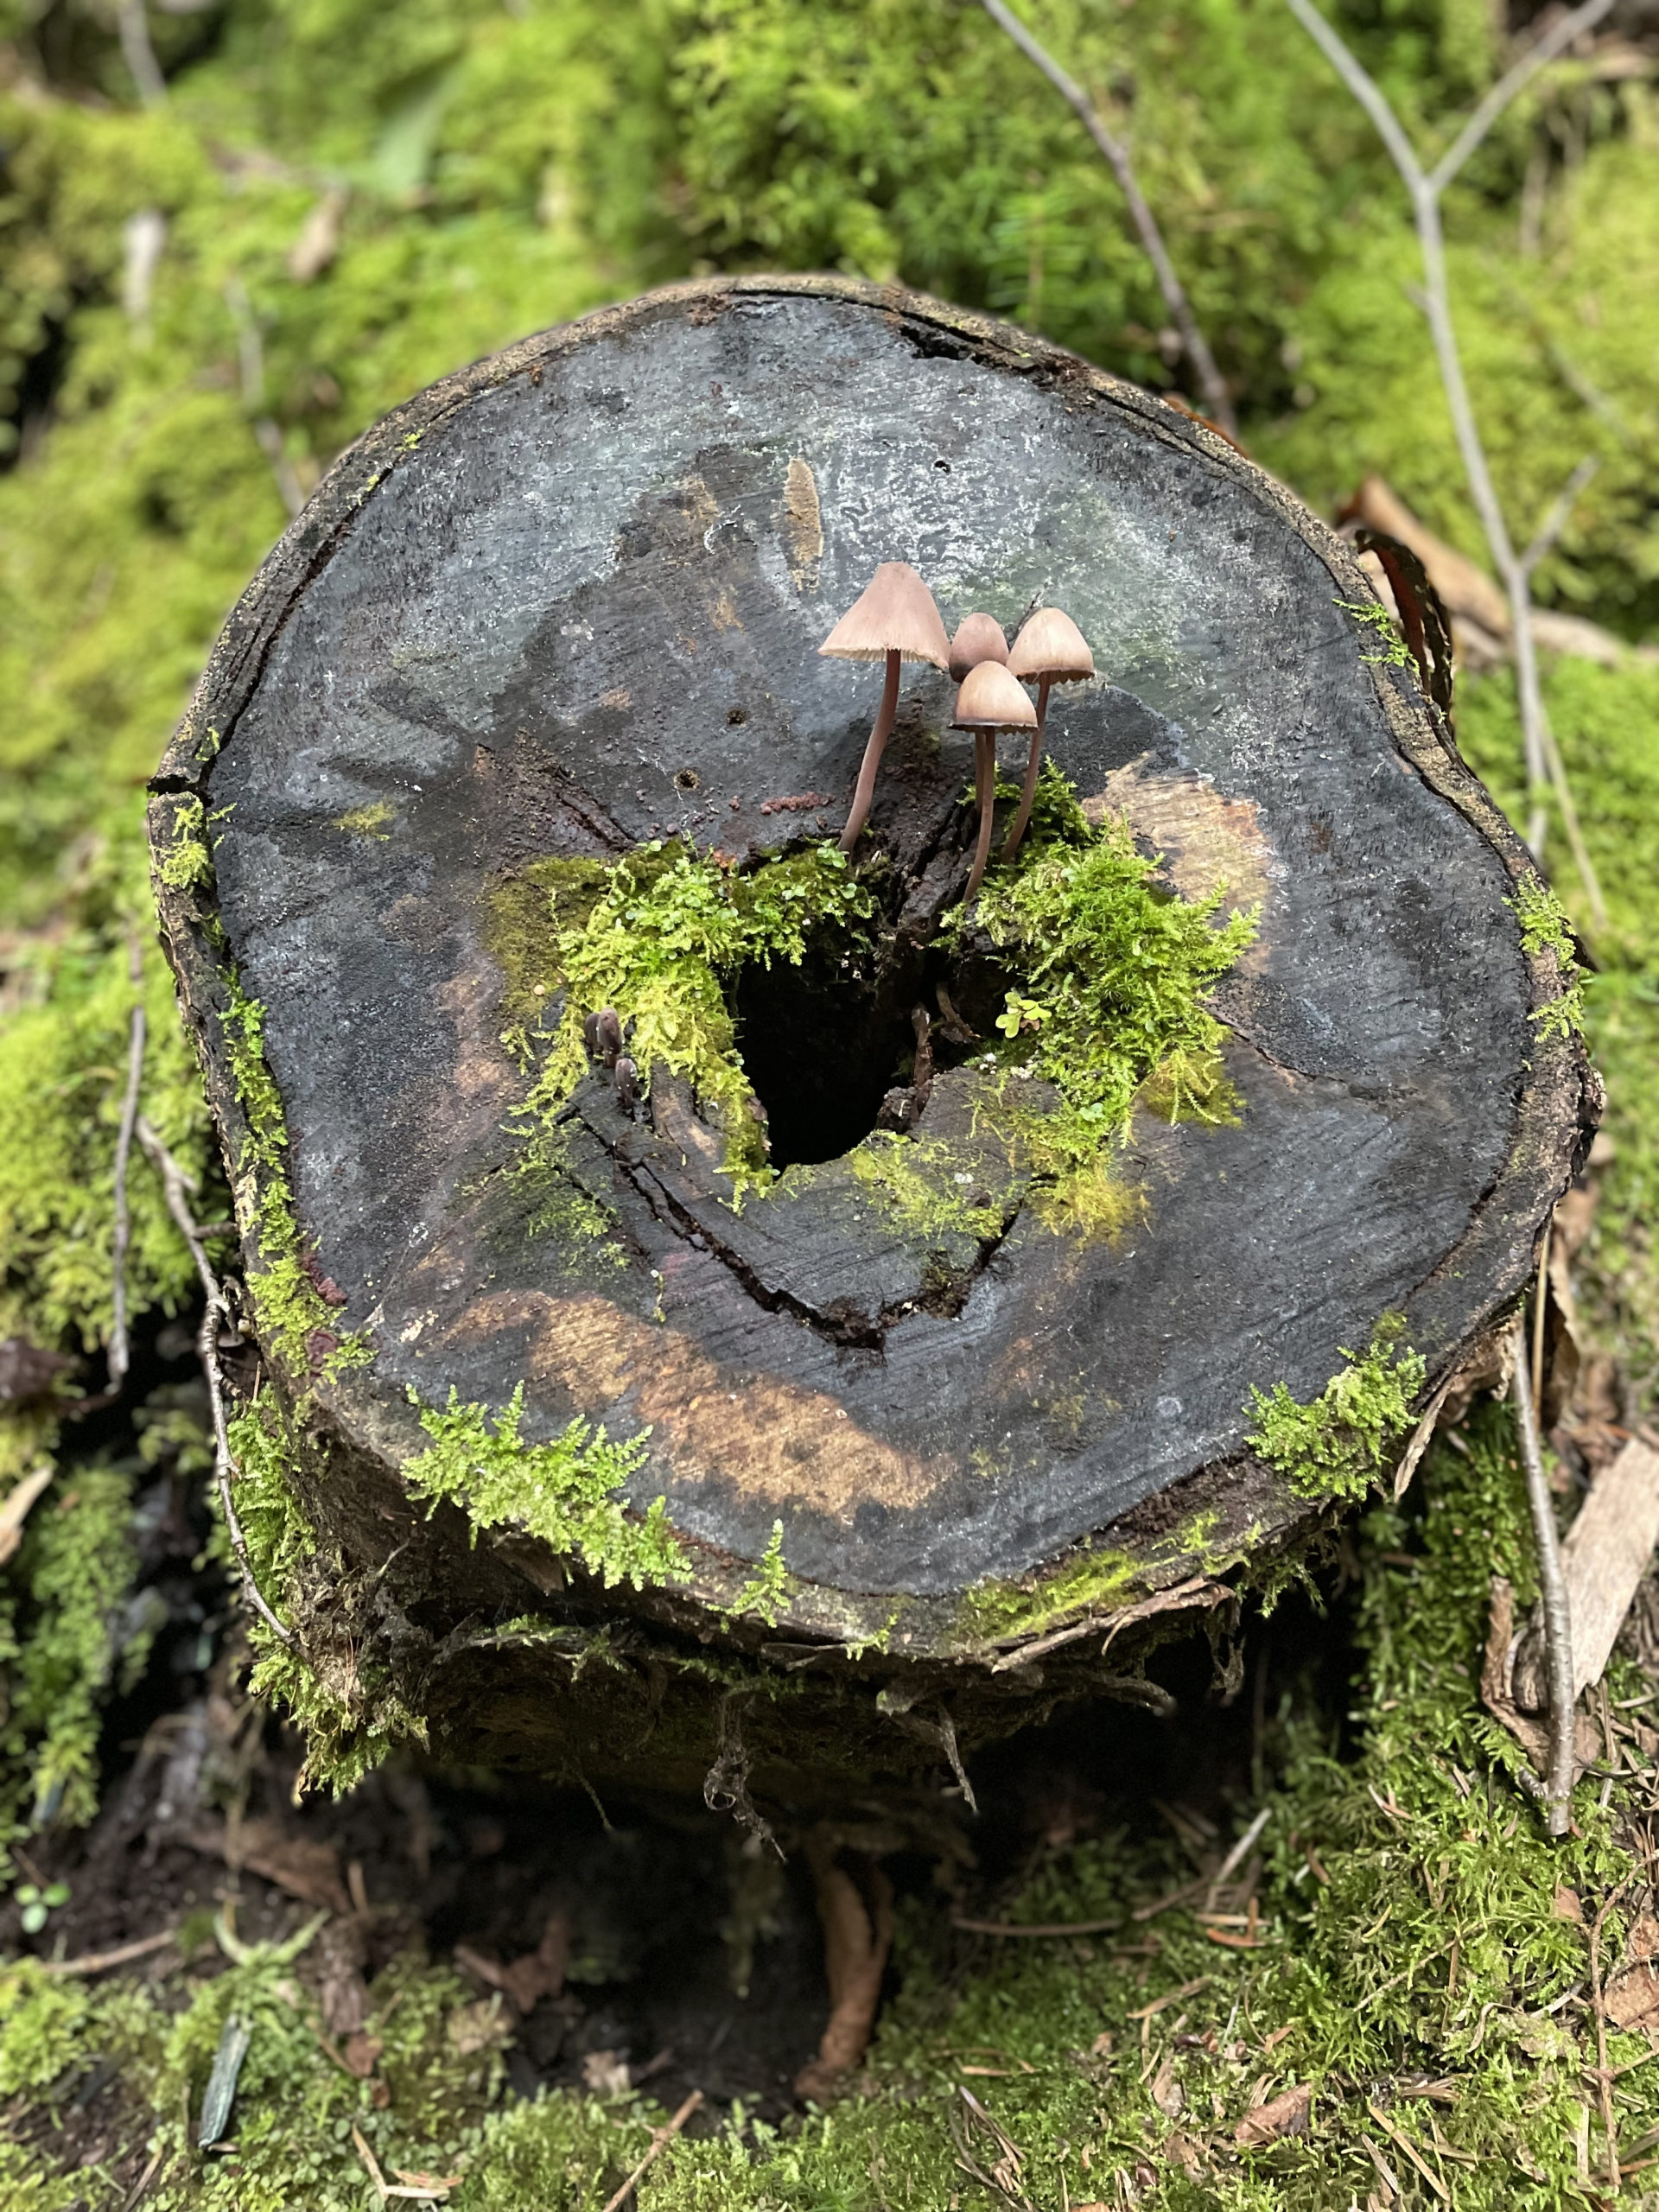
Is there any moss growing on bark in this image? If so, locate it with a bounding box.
[1247,1314,1427,1503]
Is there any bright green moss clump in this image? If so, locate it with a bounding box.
[964,766,1257,1226]
[403,1383,684,1593]
[1248,1313,1427,1502]
[509,839,872,1198]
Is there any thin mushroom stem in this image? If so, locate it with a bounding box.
[965,732,997,900]
[1511,1313,1574,1836]
[1001,674,1052,862]
[840,650,902,853]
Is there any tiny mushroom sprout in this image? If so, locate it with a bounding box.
[1003,607,1096,861]
[952,658,1037,900]
[820,562,951,851]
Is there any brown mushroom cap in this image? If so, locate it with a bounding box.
[1007,607,1095,683]
[948,612,1010,683]
[951,659,1039,731]
[820,562,950,670]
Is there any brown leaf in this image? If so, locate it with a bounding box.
[454,1913,569,2018]
[1149,2051,1183,2119]
[0,1464,54,1567]
[1554,1885,1586,1924]
[185,1816,352,1916]
[1605,1965,1659,2037]
[342,2031,383,2079]
[1235,2083,1312,2145]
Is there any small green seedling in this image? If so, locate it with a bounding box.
[15,1883,68,1936]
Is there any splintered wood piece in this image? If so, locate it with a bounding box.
[1561,1440,1659,1698]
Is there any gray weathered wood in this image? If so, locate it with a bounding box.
[149,276,1592,1791]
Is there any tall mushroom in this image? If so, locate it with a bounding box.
[952,658,1038,900]
[1002,607,1096,861]
[821,563,951,852]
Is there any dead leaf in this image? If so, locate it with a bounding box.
[1164,2131,1206,2177]
[185,1815,352,1916]
[1554,1886,1586,1924]
[391,2172,463,2195]
[454,1914,569,2018]
[1150,2051,1184,2118]
[343,2031,384,2079]
[0,1464,54,1566]
[1235,2084,1312,2145]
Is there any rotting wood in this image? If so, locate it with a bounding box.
[147,274,1592,1802]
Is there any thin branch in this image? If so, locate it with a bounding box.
[1286,0,1611,931]
[225,281,306,521]
[107,941,147,1398]
[116,0,167,106]
[135,1116,295,1649]
[1511,1314,1574,1836]
[975,0,1236,439]
[599,2090,703,2212]
[1430,0,1617,194]
[1522,454,1600,579]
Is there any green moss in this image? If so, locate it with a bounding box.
[506,839,873,1200]
[728,1518,789,1627]
[1334,594,1413,670]
[154,792,215,894]
[328,799,395,838]
[1247,1313,1427,1502]
[402,1383,684,1593]
[957,1543,1138,1645]
[1509,872,1587,1042]
[0,1961,91,2097]
[0,1462,154,1852]
[963,775,1257,1226]
[218,982,372,1379]
[847,1130,1012,1244]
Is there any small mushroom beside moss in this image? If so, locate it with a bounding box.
[820,563,950,851]
[1003,607,1095,861]
[951,659,1038,899]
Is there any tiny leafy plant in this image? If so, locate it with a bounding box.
[1247,1313,1427,1501]
[729,1519,790,1627]
[1335,596,1413,671]
[402,1385,683,1592]
[13,1882,68,1936]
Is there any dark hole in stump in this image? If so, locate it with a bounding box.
[733,935,1012,1172]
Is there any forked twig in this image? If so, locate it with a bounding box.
[135,1116,295,1648]
[1286,0,1612,925]
[598,2090,703,2212]
[1510,1313,1574,1834]
[975,0,1236,438]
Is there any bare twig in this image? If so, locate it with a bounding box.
[1532,1216,1552,1414]
[41,1928,177,1976]
[1285,0,1613,923]
[225,281,306,519]
[107,941,148,1399]
[116,0,167,105]
[598,2090,703,2212]
[1522,456,1600,579]
[135,1116,295,1648]
[1511,1313,1574,1834]
[975,0,1236,439]
[952,1914,1121,1937]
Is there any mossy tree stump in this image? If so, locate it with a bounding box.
[149,276,1592,1808]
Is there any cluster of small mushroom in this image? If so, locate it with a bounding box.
[582,1004,638,1113]
[820,562,1095,896]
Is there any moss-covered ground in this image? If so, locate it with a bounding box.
[2,0,1657,2197]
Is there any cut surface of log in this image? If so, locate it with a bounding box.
[150,276,1590,1741]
